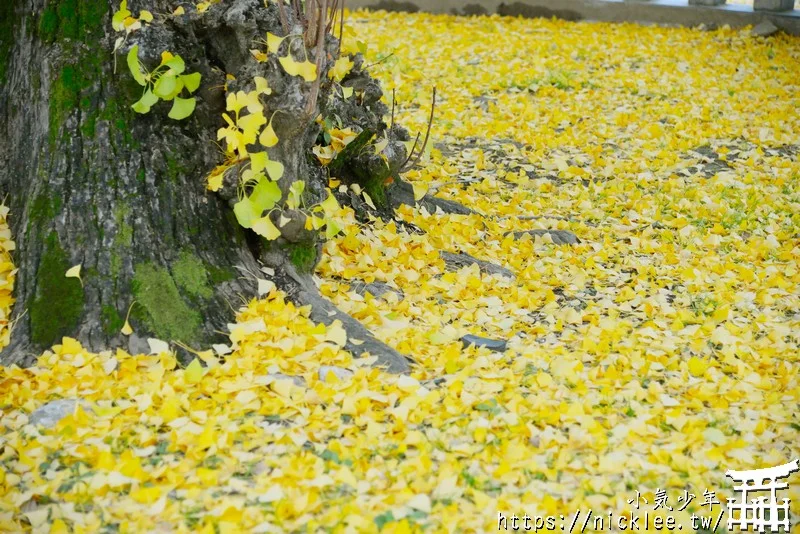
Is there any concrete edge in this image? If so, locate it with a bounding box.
[346,0,800,35]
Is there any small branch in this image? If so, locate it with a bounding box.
[362,53,395,71]
[390,88,396,131]
[276,0,289,33]
[397,132,420,171]
[401,86,436,173]
[337,0,345,56]
[306,0,329,115]
[326,0,339,34]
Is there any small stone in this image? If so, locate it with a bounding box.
[29,399,90,429]
[461,334,508,353]
[752,20,779,37]
[268,373,306,388]
[318,366,354,382]
[511,229,580,245]
[128,333,150,355]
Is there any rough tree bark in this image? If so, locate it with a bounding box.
[0,0,417,372]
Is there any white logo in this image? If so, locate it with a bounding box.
[726,459,799,532]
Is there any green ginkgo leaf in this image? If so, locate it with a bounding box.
[287,181,305,209]
[233,197,258,229]
[132,89,158,113]
[265,159,284,181]
[127,45,146,86]
[182,72,202,93]
[163,55,186,75]
[249,178,282,213]
[153,74,177,99]
[168,97,196,120]
[325,218,342,239]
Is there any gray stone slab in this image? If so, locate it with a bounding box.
[348,0,800,36]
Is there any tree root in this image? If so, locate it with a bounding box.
[506,229,580,245]
[261,251,413,374]
[440,251,515,279]
[342,278,405,301]
[388,180,473,215]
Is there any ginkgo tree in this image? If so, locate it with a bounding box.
[0,0,442,372]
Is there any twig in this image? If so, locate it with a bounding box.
[276,0,289,33]
[363,53,394,71]
[398,132,420,171]
[337,0,345,56]
[390,88,396,131]
[401,86,436,172]
[327,0,339,34]
[306,0,328,115]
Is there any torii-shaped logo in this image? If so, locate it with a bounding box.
[725,459,799,532]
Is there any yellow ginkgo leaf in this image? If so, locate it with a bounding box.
[252,216,281,240]
[279,56,317,82]
[687,357,709,377]
[296,60,318,82]
[65,264,83,286]
[362,192,376,210]
[254,76,272,95]
[266,33,284,54]
[320,191,340,216]
[207,173,223,192]
[329,56,354,81]
[325,320,347,347]
[412,182,429,202]
[120,301,135,336]
[121,319,133,336]
[250,49,268,62]
[259,120,279,148]
[184,358,204,384]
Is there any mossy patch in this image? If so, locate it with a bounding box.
[27,191,60,238]
[132,262,202,342]
[43,0,109,147]
[0,1,15,84]
[286,242,318,274]
[172,252,213,300]
[38,5,59,43]
[363,175,389,209]
[113,204,133,247]
[30,232,84,347]
[205,263,236,285]
[49,65,81,147]
[165,152,187,183]
[101,305,124,335]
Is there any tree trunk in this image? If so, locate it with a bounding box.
[0,0,414,372]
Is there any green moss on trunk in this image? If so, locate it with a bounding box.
[30,233,84,347]
[101,305,124,335]
[173,252,213,299]
[132,263,202,342]
[43,0,109,147]
[286,242,318,274]
[205,263,236,285]
[0,2,16,85]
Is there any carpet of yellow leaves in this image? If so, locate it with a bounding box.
[1,10,800,533]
